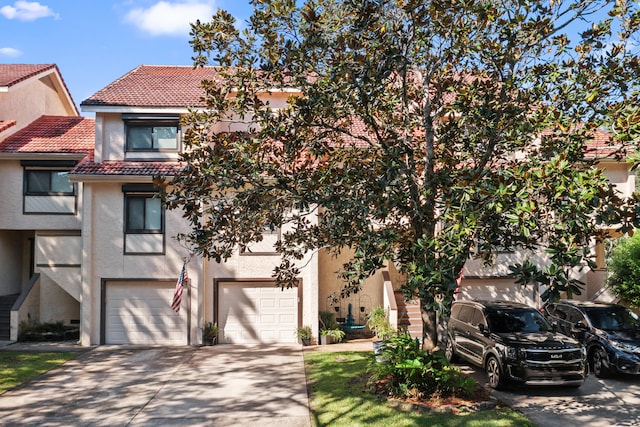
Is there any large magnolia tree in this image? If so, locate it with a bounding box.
[161,0,640,350]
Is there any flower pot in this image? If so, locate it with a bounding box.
[372,340,384,354]
[320,335,333,345]
[301,338,311,346]
[373,340,387,362]
[203,337,216,346]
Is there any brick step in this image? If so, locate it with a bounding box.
[394,291,422,339]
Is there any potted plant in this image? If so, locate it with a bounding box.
[296,325,313,346]
[203,322,218,346]
[320,327,346,344]
[319,311,345,344]
[366,306,395,355]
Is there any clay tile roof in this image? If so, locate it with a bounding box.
[0,115,94,154]
[0,120,16,133]
[81,65,224,108]
[0,64,57,87]
[71,153,181,177]
[583,128,624,159]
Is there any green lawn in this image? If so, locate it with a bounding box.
[304,351,536,427]
[0,352,76,395]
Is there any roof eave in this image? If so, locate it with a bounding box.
[0,152,89,160]
[6,66,79,116]
[80,105,193,114]
[68,174,172,183]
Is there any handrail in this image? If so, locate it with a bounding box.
[10,273,41,341]
[11,273,40,311]
[381,271,398,329]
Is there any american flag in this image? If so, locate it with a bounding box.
[171,263,187,312]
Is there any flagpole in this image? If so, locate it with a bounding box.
[187,276,191,346]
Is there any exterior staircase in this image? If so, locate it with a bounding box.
[395,291,422,340]
[0,294,19,341]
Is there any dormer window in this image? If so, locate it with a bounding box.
[123,114,180,152]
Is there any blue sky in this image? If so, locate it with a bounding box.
[0,1,254,112]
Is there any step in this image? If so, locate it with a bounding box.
[0,294,19,341]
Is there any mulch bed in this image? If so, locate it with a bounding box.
[372,376,497,414]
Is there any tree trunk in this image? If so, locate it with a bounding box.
[421,308,438,352]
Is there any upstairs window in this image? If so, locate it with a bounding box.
[26,170,74,195]
[21,160,78,215]
[122,184,165,255]
[125,194,163,233]
[123,114,180,152]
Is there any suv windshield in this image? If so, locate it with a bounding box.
[487,308,554,333]
[583,307,640,331]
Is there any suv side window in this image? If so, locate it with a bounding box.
[458,305,474,324]
[564,306,585,324]
[451,304,462,320]
[471,308,487,327]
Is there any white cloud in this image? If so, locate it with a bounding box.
[0,1,59,21]
[124,1,215,37]
[0,47,22,57]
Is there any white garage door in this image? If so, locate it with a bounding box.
[218,282,298,344]
[105,281,187,345]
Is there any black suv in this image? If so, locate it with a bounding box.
[445,300,587,389]
[543,300,640,378]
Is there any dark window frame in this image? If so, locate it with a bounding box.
[123,187,165,235]
[123,114,181,153]
[23,168,75,196]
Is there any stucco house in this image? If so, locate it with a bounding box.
[0,64,630,346]
[0,64,93,341]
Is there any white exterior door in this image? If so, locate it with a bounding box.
[218,282,298,344]
[105,281,187,345]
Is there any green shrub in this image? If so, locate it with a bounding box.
[320,328,346,342]
[319,311,338,329]
[607,233,640,308]
[20,321,66,334]
[368,332,478,400]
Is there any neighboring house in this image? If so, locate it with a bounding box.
[0,64,93,341]
[0,64,78,141]
[1,63,631,346]
[457,128,631,307]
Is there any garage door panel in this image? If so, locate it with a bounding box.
[219,282,298,344]
[106,281,187,345]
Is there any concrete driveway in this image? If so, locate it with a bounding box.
[0,344,311,426]
[458,363,640,426]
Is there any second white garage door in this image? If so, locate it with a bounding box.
[105,281,187,345]
[218,282,298,344]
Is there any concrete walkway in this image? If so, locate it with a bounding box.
[0,344,312,426]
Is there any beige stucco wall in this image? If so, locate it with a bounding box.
[38,273,79,324]
[317,247,387,324]
[0,160,82,230]
[80,181,201,345]
[0,230,25,295]
[599,161,633,197]
[203,209,319,337]
[0,73,76,138]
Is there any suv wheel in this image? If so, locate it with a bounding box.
[591,347,611,378]
[486,356,504,390]
[444,337,457,362]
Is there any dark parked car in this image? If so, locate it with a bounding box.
[543,300,640,378]
[445,300,587,389]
